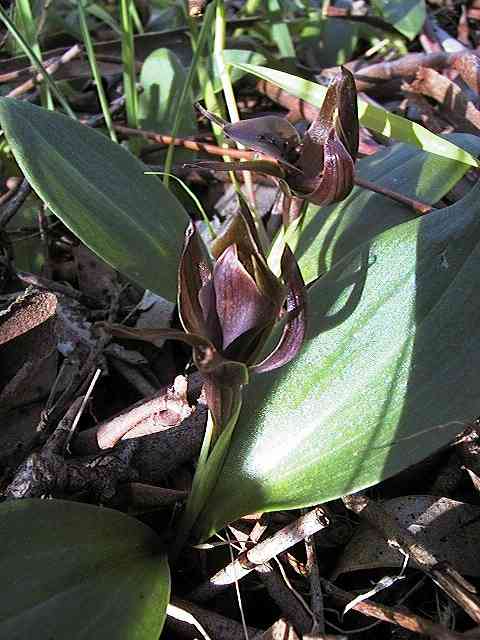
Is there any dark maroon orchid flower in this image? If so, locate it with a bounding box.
[106,200,307,439]
[190,67,359,208]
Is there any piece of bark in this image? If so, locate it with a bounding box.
[344,52,466,93]
[71,374,198,453]
[0,289,58,411]
[4,398,138,500]
[116,482,187,512]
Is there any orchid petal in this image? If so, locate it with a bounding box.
[213,244,276,351]
[103,323,215,353]
[293,67,358,187]
[250,245,307,374]
[195,102,229,129]
[211,197,285,309]
[198,278,222,350]
[212,194,267,264]
[291,128,354,205]
[183,159,286,178]
[178,223,212,336]
[336,66,359,160]
[223,115,300,161]
[196,103,300,161]
[304,78,337,146]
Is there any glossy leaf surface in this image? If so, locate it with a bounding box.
[0,499,170,639]
[196,180,480,538]
[229,62,479,168]
[0,98,188,301]
[275,133,480,284]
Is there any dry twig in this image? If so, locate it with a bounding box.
[190,507,329,602]
[6,44,82,99]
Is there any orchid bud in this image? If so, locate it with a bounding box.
[189,67,359,209]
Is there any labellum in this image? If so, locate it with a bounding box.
[105,198,307,439]
[187,67,359,210]
[196,102,301,164]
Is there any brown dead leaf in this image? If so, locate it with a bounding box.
[334,496,480,578]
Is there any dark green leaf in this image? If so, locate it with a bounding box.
[0,499,170,639]
[195,179,480,538]
[0,98,188,301]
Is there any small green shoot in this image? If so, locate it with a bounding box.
[163,1,216,186]
[77,1,118,143]
[120,0,139,128]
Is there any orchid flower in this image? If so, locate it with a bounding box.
[188,67,359,208]
[106,199,306,439]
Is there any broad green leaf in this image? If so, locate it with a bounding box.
[195,180,480,538]
[273,133,480,284]
[229,62,480,169]
[139,48,196,137]
[0,98,188,302]
[0,499,170,639]
[372,0,426,40]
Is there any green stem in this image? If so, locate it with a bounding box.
[163,2,216,187]
[120,0,138,128]
[77,1,118,142]
[14,0,52,108]
[0,6,75,118]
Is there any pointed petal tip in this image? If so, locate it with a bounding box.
[250,246,307,375]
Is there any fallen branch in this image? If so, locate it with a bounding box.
[190,507,329,602]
